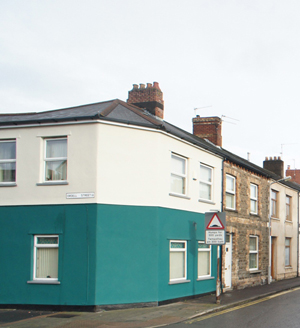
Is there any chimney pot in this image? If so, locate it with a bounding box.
[127,82,164,119]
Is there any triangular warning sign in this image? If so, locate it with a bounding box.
[206,213,225,230]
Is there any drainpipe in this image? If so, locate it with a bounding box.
[268,176,292,284]
[298,191,299,277]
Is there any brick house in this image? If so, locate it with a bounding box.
[193,116,300,290]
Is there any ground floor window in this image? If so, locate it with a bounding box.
[249,236,258,270]
[198,242,211,278]
[34,235,59,280]
[169,240,187,282]
[285,238,291,266]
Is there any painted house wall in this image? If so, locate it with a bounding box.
[270,183,298,280]
[0,120,223,307]
[0,121,223,213]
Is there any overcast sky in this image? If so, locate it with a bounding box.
[1,0,300,171]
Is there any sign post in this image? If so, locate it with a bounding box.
[205,212,226,304]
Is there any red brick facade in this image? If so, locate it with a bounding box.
[127,82,164,119]
[192,116,222,147]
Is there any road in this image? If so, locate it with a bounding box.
[168,288,300,328]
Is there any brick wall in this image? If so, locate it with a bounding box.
[222,161,269,289]
[192,116,222,147]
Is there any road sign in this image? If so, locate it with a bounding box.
[205,212,226,245]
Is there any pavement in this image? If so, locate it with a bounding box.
[1,277,300,328]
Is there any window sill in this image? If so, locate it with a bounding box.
[285,266,292,269]
[250,213,260,217]
[169,193,191,200]
[197,276,215,281]
[36,181,69,186]
[198,199,215,205]
[27,280,60,285]
[169,279,191,285]
[285,220,293,224]
[0,183,17,187]
[225,208,238,213]
[271,217,280,221]
[249,270,261,274]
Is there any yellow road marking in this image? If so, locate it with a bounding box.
[187,287,300,324]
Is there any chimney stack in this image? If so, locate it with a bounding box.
[127,82,164,119]
[192,116,222,147]
[263,156,284,178]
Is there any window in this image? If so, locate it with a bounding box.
[249,236,258,270]
[198,242,211,278]
[33,235,59,281]
[250,184,258,214]
[169,240,187,281]
[226,175,236,210]
[271,190,278,218]
[0,140,16,183]
[170,154,187,195]
[285,238,291,266]
[286,196,292,221]
[199,164,213,201]
[44,138,67,181]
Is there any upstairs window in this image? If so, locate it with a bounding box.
[199,164,213,201]
[0,140,16,183]
[226,175,236,210]
[250,184,258,214]
[286,196,292,221]
[170,154,187,195]
[45,138,67,181]
[271,190,278,218]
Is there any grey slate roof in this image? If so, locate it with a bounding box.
[1,98,300,190]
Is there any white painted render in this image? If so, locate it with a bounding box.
[0,120,223,213]
[270,182,299,280]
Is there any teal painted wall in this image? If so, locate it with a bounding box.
[94,205,216,305]
[0,204,98,306]
[0,204,216,307]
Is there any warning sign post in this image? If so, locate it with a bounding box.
[205,212,226,245]
[204,212,226,304]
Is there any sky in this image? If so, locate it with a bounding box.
[1,0,300,171]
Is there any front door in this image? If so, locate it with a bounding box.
[224,233,232,290]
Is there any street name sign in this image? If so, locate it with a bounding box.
[205,212,226,245]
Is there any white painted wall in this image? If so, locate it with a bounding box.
[0,120,223,213]
[271,182,299,279]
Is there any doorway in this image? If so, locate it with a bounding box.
[224,233,232,290]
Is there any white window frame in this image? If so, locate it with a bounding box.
[199,163,213,201]
[44,137,67,182]
[271,189,278,218]
[197,241,211,278]
[226,174,236,210]
[250,183,258,214]
[249,235,258,271]
[285,238,291,266]
[0,139,16,184]
[169,240,187,282]
[170,153,187,196]
[286,195,292,221]
[33,235,59,281]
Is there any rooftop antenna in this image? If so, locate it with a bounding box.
[194,105,212,116]
[221,115,239,125]
[280,143,298,158]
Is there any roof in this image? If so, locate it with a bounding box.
[1,98,300,190]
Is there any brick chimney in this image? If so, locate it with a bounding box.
[263,156,284,178]
[286,166,300,184]
[127,82,164,119]
[192,116,222,147]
